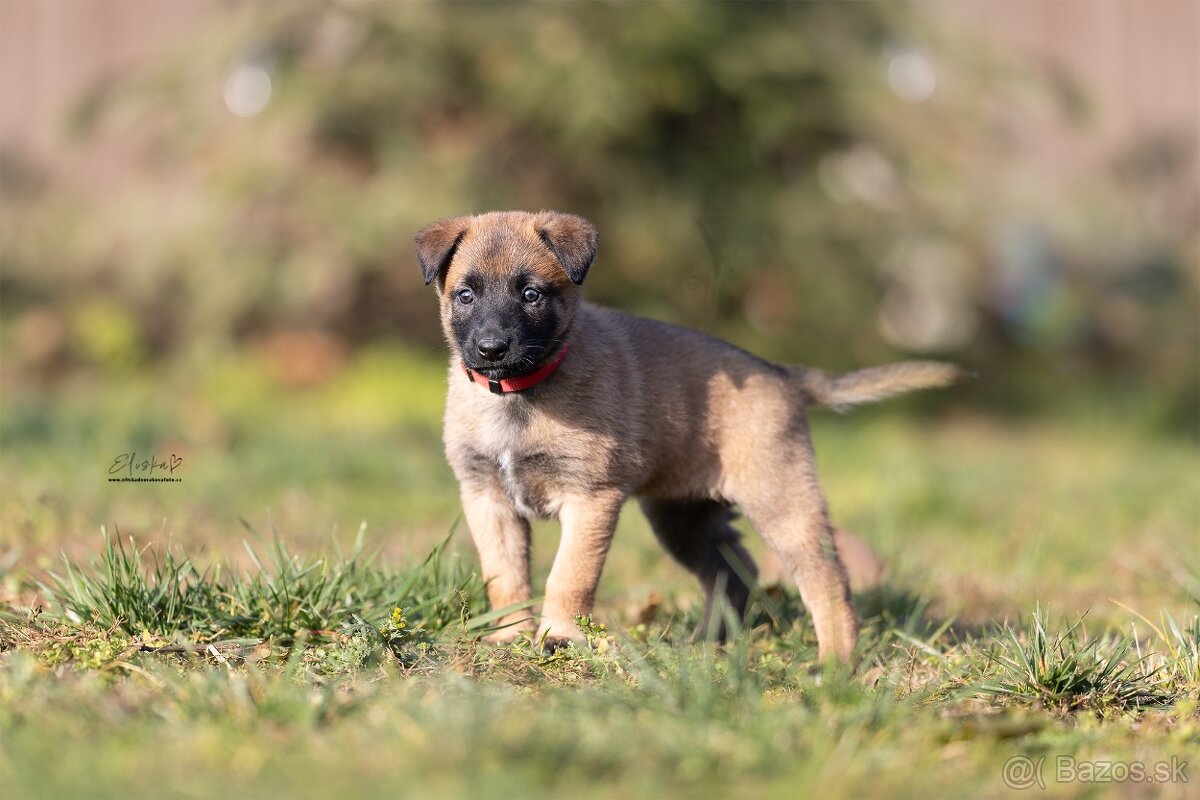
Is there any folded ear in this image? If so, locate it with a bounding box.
[415,216,471,286]
[536,212,598,285]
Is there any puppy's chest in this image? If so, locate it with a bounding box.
[497,450,576,518]
[454,408,595,519]
[457,446,586,519]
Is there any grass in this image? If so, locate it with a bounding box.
[973,606,1178,713]
[2,532,1197,799]
[35,525,487,644]
[1,349,1198,798]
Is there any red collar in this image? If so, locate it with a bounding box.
[464,343,570,394]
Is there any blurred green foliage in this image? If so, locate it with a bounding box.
[1,1,1195,426]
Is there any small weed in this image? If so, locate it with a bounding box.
[0,618,136,671]
[972,606,1174,713]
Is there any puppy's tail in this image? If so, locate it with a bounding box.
[794,361,967,412]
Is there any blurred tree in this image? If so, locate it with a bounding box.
[1,1,1195,425]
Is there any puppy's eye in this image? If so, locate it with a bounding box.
[456,289,474,305]
[522,288,542,303]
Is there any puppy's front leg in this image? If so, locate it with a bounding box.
[537,490,624,650]
[461,481,534,643]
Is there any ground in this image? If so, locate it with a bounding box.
[1,345,1197,799]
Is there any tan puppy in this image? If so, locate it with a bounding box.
[416,210,960,662]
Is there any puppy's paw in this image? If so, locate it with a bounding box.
[539,635,575,654]
[535,617,586,654]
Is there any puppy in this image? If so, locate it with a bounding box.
[416,210,960,662]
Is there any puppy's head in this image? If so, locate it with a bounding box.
[415,211,597,380]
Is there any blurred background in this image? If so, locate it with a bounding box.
[0,1,1196,590]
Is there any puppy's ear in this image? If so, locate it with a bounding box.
[536,212,598,285]
[415,216,471,286]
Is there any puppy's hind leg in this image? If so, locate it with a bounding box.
[639,498,759,642]
[733,454,859,663]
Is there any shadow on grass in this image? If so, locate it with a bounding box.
[740,581,978,640]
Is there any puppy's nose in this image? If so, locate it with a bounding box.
[476,337,509,361]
